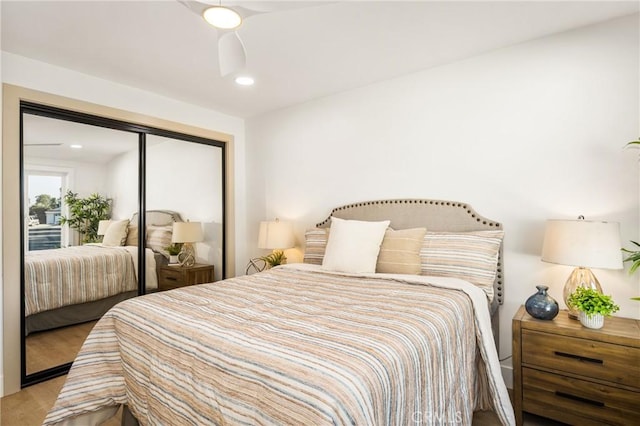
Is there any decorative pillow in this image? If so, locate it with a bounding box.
[146,224,173,258]
[125,225,138,246]
[376,227,427,275]
[419,230,504,301]
[321,217,390,274]
[101,219,130,246]
[303,228,329,265]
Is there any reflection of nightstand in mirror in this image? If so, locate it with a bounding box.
[158,263,214,291]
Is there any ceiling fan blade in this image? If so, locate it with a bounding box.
[218,32,247,77]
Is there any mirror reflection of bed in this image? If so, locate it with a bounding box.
[21,109,225,385]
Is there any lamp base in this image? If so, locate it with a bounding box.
[178,243,196,267]
[563,267,602,319]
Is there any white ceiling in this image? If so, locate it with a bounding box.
[23,113,140,163]
[2,1,639,118]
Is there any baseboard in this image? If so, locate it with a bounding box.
[501,363,513,389]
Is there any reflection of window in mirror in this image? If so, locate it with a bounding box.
[25,172,66,250]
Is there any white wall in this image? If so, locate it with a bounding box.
[246,14,640,385]
[0,3,4,395]
[25,157,109,198]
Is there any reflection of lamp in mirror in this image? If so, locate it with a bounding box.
[258,218,294,268]
[541,216,623,319]
[172,221,204,267]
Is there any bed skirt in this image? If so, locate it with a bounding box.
[25,291,138,336]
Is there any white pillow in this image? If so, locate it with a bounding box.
[102,219,130,246]
[322,217,390,273]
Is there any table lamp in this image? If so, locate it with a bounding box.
[541,216,623,319]
[172,221,203,267]
[258,218,294,268]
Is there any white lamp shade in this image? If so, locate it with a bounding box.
[97,220,111,236]
[258,220,294,250]
[172,222,204,243]
[541,219,623,270]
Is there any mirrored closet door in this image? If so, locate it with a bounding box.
[20,103,226,387]
[145,134,224,293]
[21,108,141,384]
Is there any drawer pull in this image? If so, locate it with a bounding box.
[554,351,603,364]
[555,391,604,407]
[165,277,177,281]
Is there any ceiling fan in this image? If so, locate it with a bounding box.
[178,1,321,78]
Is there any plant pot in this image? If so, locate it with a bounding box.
[169,255,179,264]
[579,311,604,329]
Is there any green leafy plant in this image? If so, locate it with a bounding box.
[59,191,111,244]
[626,137,640,147]
[567,287,620,317]
[622,240,640,275]
[166,243,183,256]
[260,250,287,268]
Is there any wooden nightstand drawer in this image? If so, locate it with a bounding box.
[523,367,640,426]
[158,264,215,291]
[522,329,640,389]
[161,267,183,282]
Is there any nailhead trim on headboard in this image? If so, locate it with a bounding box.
[315,199,504,305]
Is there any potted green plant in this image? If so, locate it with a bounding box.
[166,243,182,264]
[59,191,111,244]
[260,250,287,269]
[567,287,620,329]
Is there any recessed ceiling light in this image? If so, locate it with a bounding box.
[203,6,242,30]
[70,144,83,149]
[235,76,255,86]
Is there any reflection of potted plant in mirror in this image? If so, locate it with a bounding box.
[59,191,111,244]
[166,243,182,264]
[567,287,620,329]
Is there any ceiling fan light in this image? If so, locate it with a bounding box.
[235,76,255,86]
[203,6,242,30]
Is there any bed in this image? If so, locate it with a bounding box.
[24,210,182,335]
[44,199,514,426]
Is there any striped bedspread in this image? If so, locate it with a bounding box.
[45,265,514,425]
[25,245,137,316]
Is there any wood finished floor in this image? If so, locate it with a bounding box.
[2,377,565,426]
[26,321,96,375]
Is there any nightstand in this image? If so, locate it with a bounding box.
[158,263,215,291]
[512,305,640,426]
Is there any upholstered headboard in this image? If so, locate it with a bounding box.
[131,210,183,226]
[316,199,504,306]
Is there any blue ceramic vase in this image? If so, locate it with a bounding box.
[525,285,559,320]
